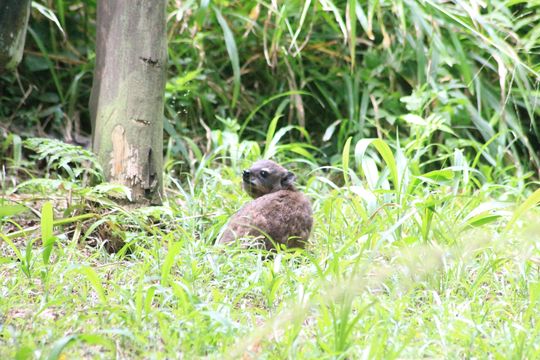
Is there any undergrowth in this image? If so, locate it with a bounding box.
[1,136,540,358]
[1,0,540,357]
[2,1,539,178]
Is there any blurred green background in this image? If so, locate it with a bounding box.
[1,0,539,182]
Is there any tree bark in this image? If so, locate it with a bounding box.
[90,0,167,206]
[0,0,31,71]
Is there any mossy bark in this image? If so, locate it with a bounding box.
[90,0,167,206]
[0,0,31,71]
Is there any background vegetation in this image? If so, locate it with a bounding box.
[1,0,540,358]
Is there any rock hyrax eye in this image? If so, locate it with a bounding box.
[260,170,269,178]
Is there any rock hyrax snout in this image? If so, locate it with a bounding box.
[218,160,313,250]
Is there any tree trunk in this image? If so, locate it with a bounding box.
[90,0,167,206]
[0,0,31,71]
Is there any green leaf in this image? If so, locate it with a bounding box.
[41,202,55,265]
[14,346,34,360]
[419,169,454,182]
[265,125,310,160]
[47,333,115,360]
[355,138,399,190]
[144,286,156,316]
[3,133,22,166]
[214,7,240,108]
[347,0,357,71]
[372,140,398,190]
[0,205,28,218]
[319,0,348,41]
[279,144,318,163]
[89,183,132,201]
[354,2,369,37]
[24,54,50,72]
[0,233,24,264]
[401,114,427,126]
[72,266,107,304]
[161,240,182,287]
[529,281,540,305]
[289,0,312,54]
[466,213,501,227]
[32,2,66,38]
[342,137,352,186]
[505,188,540,231]
[264,115,281,158]
[166,69,202,93]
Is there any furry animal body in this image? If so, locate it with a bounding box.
[218,160,313,250]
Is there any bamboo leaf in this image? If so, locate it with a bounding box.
[289,0,312,54]
[161,240,182,287]
[72,266,107,304]
[41,202,55,265]
[0,205,28,218]
[0,233,24,264]
[342,137,352,186]
[214,7,241,109]
[319,0,348,42]
[264,115,282,158]
[47,333,115,360]
[347,0,357,71]
[505,188,540,231]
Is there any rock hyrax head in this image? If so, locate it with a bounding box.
[242,160,296,198]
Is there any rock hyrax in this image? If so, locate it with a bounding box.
[218,160,313,250]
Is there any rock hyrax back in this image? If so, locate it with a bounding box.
[218,160,313,250]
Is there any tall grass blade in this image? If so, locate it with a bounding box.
[72,266,107,304]
[355,139,399,191]
[342,137,352,186]
[32,2,66,38]
[0,233,25,270]
[289,0,312,54]
[264,115,281,158]
[214,7,240,109]
[47,333,116,360]
[161,240,182,287]
[319,0,348,42]
[505,188,540,231]
[0,205,28,218]
[41,202,55,265]
[347,0,357,71]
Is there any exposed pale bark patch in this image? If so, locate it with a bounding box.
[109,125,127,179]
[109,125,143,187]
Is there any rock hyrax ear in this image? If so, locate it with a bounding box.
[281,171,296,189]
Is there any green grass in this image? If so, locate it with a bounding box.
[1,137,540,358]
[1,0,540,357]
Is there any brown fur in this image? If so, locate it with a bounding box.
[218,160,313,250]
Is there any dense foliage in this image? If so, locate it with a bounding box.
[1,1,539,177]
[1,0,540,358]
